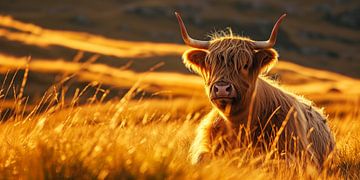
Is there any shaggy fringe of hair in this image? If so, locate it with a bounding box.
[204,29,256,82]
[206,28,278,76]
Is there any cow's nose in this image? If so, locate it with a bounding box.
[213,82,233,97]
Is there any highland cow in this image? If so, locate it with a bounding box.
[175,12,335,168]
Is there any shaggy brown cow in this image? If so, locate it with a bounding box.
[175,12,335,168]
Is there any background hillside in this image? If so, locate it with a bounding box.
[0,0,359,77]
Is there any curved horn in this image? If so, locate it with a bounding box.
[253,13,287,49]
[175,12,210,49]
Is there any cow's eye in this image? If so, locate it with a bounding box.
[219,55,225,61]
[243,64,249,69]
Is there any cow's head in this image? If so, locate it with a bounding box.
[176,12,285,116]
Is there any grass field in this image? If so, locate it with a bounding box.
[0,73,359,179]
[0,11,359,179]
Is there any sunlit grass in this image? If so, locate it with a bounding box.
[0,68,359,179]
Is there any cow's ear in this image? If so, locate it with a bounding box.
[183,49,208,74]
[252,49,278,74]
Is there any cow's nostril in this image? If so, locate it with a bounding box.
[225,86,231,93]
[214,86,218,93]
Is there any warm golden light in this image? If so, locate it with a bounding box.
[0,4,359,178]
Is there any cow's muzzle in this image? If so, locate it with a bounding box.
[210,81,237,105]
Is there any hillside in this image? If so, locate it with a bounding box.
[0,0,359,77]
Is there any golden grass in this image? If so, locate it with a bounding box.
[0,70,359,179]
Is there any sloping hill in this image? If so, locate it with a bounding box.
[1,0,359,77]
[0,16,358,117]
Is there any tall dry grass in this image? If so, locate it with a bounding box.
[0,66,359,179]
